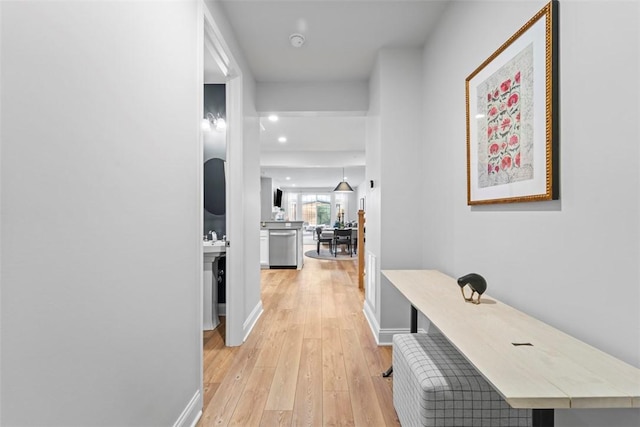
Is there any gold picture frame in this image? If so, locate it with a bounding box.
[465,1,558,205]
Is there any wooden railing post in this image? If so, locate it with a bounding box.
[357,209,365,291]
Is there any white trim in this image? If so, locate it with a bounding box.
[363,303,428,345]
[224,76,245,346]
[195,0,205,422]
[243,300,264,342]
[363,300,380,344]
[172,390,202,427]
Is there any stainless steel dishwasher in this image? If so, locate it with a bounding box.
[268,229,297,268]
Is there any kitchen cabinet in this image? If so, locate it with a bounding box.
[259,230,269,268]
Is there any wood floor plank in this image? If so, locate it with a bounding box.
[354,315,392,377]
[264,323,305,410]
[229,367,276,427]
[322,323,349,392]
[321,280,337,318]
[254,309,292,368]
[371,376,401,426]
[202,383,220,414]
[259,410,292,427]
[199,345,260,426]
[292,338,323,426]
[203,345,236,384]
[323,391,355,427]
[340,328,387,426]
[304,293,322,339]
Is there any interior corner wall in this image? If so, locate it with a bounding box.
[365,49,424,341]
[421,1,639,426]
[1,1,201,425]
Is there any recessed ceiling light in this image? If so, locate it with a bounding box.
[268,114,278,122]
[278,136,287,143]
[286,177,291,180]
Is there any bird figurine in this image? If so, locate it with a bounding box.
[457,273,487,305]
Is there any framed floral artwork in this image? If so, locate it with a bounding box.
[466,0,558,205]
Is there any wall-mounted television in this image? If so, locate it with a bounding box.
[274,188,283,208]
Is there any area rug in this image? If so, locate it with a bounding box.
[304,249,356,261]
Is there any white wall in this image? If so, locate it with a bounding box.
[421,1,639,426]
[1,1,202,425]
[256,81,369,113]
[260,177,274,220]
[364,49,424,342]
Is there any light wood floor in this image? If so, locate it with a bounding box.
[198,248,399,427]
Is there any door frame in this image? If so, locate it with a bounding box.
[197,0,245,410]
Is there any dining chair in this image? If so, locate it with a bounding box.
[316,227,333,255]
[333,228,353,257]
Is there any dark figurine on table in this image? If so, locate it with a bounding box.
[457,273,487,305]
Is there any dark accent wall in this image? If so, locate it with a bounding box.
[204,84,226,237]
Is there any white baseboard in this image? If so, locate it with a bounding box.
[243,300,264,342]
[363,301,381,344]
[362,303,427,345]
[173,389,202,427]
[377,327,429,345]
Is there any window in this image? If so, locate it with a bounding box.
[334,193,349,225]
[302,194,331,226]
[287,197,297,221]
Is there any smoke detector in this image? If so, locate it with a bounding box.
[289,33,305,48]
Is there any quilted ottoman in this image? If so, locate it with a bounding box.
[392,333,531,427]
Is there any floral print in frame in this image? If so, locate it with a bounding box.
[465,0,558,205]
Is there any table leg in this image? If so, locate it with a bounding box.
[411,305,418,333]
[532,409,554,427]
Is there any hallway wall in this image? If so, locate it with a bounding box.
[364,49,425,341]
[420,1,639,426]
[1,1,202,425]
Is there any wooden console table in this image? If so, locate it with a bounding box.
[382,269,640,427]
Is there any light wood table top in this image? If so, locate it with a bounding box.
[382,269,640,410]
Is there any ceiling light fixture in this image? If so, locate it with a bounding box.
[204,112,226,132]
[268,114,279,122]
[333,168,354,192]
[289,33,305,48]
[278,136,287,143]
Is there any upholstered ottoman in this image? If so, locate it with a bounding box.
[392,333,531,427]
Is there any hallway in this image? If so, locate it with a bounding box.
[198,250,399,426]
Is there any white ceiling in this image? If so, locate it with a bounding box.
[215,0,449,188]
[219,0,448,83]
[260,115,365,152]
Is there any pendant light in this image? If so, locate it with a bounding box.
[333,168,354,192]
